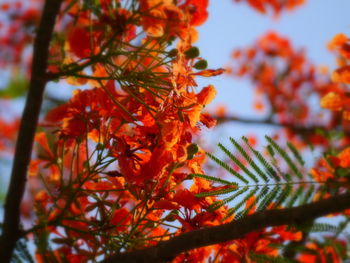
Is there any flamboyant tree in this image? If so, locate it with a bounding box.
[0,0,350,262]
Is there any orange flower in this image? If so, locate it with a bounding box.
[186,104,202,127]
[338,147,350,168]
[328,33,348,51]
[328,33,350,59]
[197,85,217,105]
[320,92,343,111]
[332,65,350,84]
[298,239,346,263]
[161,120,183,149]
[182,0,209,26]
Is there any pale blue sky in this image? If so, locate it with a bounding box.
[195,0,350,141]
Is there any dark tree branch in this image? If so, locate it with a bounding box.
[0,0,62,261]
[102,192,350,263]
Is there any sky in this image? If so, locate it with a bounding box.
[193,0,350,145]
[1,0,350,249]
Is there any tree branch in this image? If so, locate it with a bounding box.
[102,192,350,263]
[0,0,62,261]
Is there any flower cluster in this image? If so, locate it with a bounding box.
[321,33,350,121]
[27,0,229,261]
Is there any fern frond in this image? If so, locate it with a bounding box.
[242,136,275,182]
[231,187,259,213]
[195,187,237,198]
[218,143,258,183]
[265,136,303,179]
[257,185,280,211]
[299,184,315,205]
[285,187,304,208]
[13,238,35,263]
[206,152,249,184]
[287,142,305,166]
[229,138,259,183]
[309,223,340,233]
[191,173,237,186]
[271,184,293,209]
[198,136,319,218]
[209,186,250,211]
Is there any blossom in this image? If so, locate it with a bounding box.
[320,91,343,111]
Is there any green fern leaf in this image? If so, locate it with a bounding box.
[232,187,259,214]
[299,184,315,205]
[285,187,304,208]
[242,136,276,182]
[229,138,260,183]
[218,143,259,183]
[206,152,249,184]
[266,136,303,179]
[310,223,340,233]
[208,186,250,211]
[195,187,238,198]
[271,184,293,208]
[13,238,35,263]
[257,185,280,211]
[191,173,237,186]
[287,142,305,166]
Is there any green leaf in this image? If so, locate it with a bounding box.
[83,0,102,15]
[196,187,237,198]
[257,185,280,211]
[191,173,237,186]
[285,186,303,208]
[271,184,292,208]
[209,186,249,211]
[242,136,276,182]
[266,136,303,180]
[218,143,258,183]
[0,78,27,98]
[206,152,249,184]
[232,187,259,214]
[335,168,350,178]
[229,138,259,183]
[310,223,339,233]
[299,184,315,205]
[287,142,305,166]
